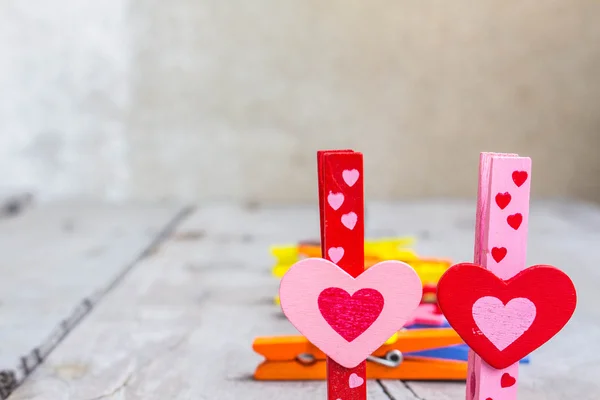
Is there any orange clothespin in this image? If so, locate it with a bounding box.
[253,328,467,381]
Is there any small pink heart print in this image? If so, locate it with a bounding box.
[342,169,360,187]
[341,212,357,230]
[327,192,345,211]
[472,296,536,351]
[348,373,364,388]
[328,247,345,263]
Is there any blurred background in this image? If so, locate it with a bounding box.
[1,1,599,204]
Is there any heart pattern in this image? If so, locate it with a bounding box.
[341,212,358,230]
[495,192,511,210]
[501,373,516,388]
[436,263,577,369]
[327,192,345,210]
[512,171,528,187]
[279,258,421,368]
[342,169,360,187]
[464,163,540,399]
[328,247,345,263]
[500,373,517,388]
[507,213,523,230]
[348,373,364,388]
[472,296,536,351]
[491,247,507,263]
[318,288,384,342]
[318,152,366,399]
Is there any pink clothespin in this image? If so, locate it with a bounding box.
[437,153,577,400]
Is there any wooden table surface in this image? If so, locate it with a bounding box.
[1,200,599,400]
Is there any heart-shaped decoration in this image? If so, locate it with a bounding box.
[472,296,536,351]
[437,263,576,369]
[327,192,345,210]
[348,373,364,388]
[327,247,345,263]
[342,169,360,187]
[501,372,516,388]
[507,213,523,230]
[280,258,421,368]
[495,192,511,210]
[512,171,528,187]
[491,247,507,263]
[341,212,358,230]
[319,288,384,341]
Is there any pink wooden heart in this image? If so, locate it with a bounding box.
[279,258,422,368]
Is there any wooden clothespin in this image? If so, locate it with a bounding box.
[278,150,422,399]
[253,328,467,381]
[437,153,577,400]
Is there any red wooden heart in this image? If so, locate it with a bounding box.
[437,263,576,369]
[495,192,511,210]
[512,171,528,187]
[318,287,384,342]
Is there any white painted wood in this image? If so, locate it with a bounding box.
[0,202,183,387]
[7,201,600,400]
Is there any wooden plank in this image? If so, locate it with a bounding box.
[6,204,399,400]
[8,201,600,400]
[0,201,186,395]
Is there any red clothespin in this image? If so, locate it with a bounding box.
[278,150,422,400]
[437,153,577,400]
[319,150,367,399]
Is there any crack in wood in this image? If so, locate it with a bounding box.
[376,380,397,400]
[84,333,190,400]
[377,380,427,400]
[402,382,426,400]
[0,205,195,400]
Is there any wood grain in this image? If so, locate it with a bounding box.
[0,202,185,396]
[5,201,600,400]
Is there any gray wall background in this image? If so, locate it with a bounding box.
[1,1,599,204]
